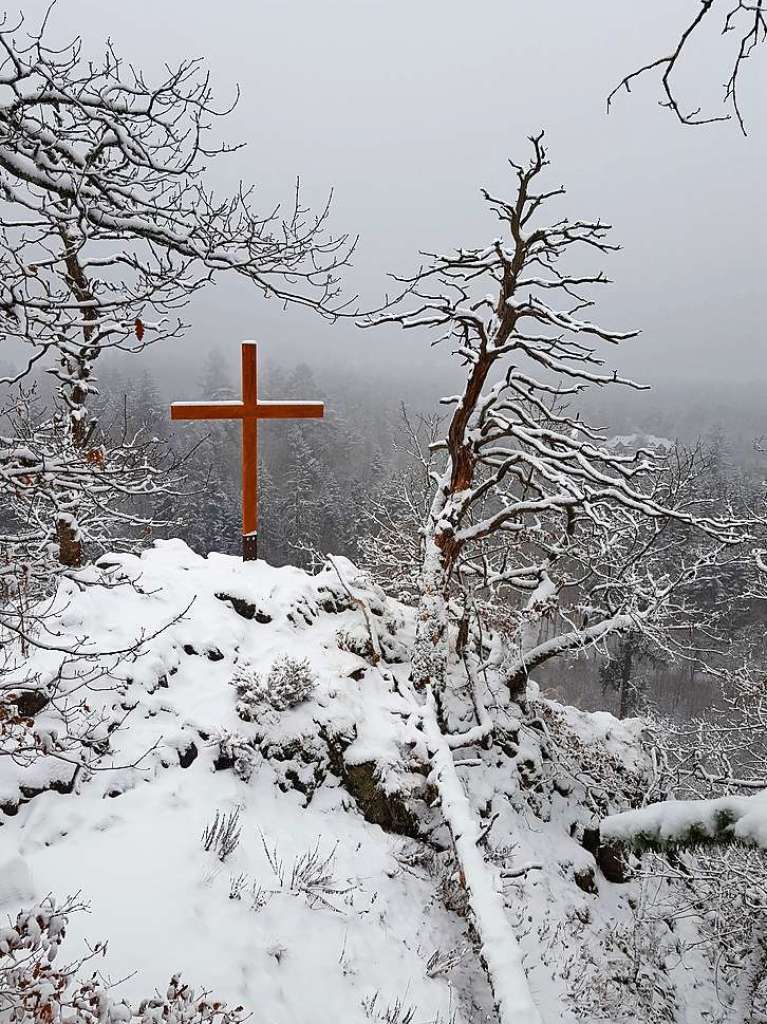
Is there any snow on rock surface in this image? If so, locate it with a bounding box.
[0,541,723,1023]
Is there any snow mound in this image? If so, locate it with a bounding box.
[1,542,478,1023]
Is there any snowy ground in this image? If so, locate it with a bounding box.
[0,542,723,1023]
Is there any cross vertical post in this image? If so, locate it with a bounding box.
[240,343,259,561]
[170,340,324,563]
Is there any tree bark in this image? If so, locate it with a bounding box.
[411,537,451,690]
[55,227,100,566]
[56,515,82,568]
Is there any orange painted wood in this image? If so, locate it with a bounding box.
[242,415,258,535]
[171,401,245,420]
[253,401,324,419]
[241,343,258,535]
[170,341,325,551]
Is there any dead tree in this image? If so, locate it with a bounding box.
[369,133,743,698]
[362,137,748,1021]
[0,10,353,565]
[608,0,766,133]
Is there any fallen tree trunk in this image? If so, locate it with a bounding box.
[419,689,542,1024]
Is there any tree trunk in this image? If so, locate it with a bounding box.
[56,226,99,567]
[420,690,542,1024]
[617,640,635,719]
[56,515,82,568]
[411,537,450,691]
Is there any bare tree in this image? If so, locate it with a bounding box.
[0,9,353,564]
[361,135,748,1023]
[0,384,195,573]
[608,0,766,133]
[369,133,742,699]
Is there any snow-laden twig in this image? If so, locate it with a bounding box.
[327,555,383,665]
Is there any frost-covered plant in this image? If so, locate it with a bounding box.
[562,889,679,1024]
[0,896,247,1024]
[601,701,767,1020]
[227,874,270,913]
[335,626,378,663]
[432,851,470,919]
[424,946,469,978]
[213,730,258,782]
[201,807,242,863]
[233,656,316,720]
[260,833,354,912]
[361,993,417,1024]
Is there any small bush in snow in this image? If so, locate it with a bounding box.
[214,730,258,782]
[260,833,354,912]
[361,993,417,1024]
[233,656,316,720]
[228,874,270,912]
[201,807,242,862]
[335,626,377,663]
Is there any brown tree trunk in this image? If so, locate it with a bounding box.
[56,227,100,567]
[56,516,82,568]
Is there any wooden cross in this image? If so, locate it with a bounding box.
[170,341,324,561]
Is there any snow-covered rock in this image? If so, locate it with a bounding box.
[0,541,722,1023]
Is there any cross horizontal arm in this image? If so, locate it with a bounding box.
[171,401,245,421]
[254,401,324,419]
[170,400,324,422]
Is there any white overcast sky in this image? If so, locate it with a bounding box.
[17,0,767,391]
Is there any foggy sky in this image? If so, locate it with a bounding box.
[18,1,767,395]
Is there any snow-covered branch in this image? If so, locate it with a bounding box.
[602,789,767,851]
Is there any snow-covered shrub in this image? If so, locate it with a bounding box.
[563,889,679,1023]
[259,728,329,802]
[233,655,316,720]
[361,992,419,1024]
[0,896,247,1024]
[335,625,378,663]
[201,807,242,862]
[260,833,354,912]
[335,621,407,666]
[212,730,258,782]
[609,705,767,1018]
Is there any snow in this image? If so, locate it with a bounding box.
[0,540,729,1022]
[1,541,479,1023]
[602,790,767,850]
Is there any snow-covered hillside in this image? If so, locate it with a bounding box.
[0,542,720,1023]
